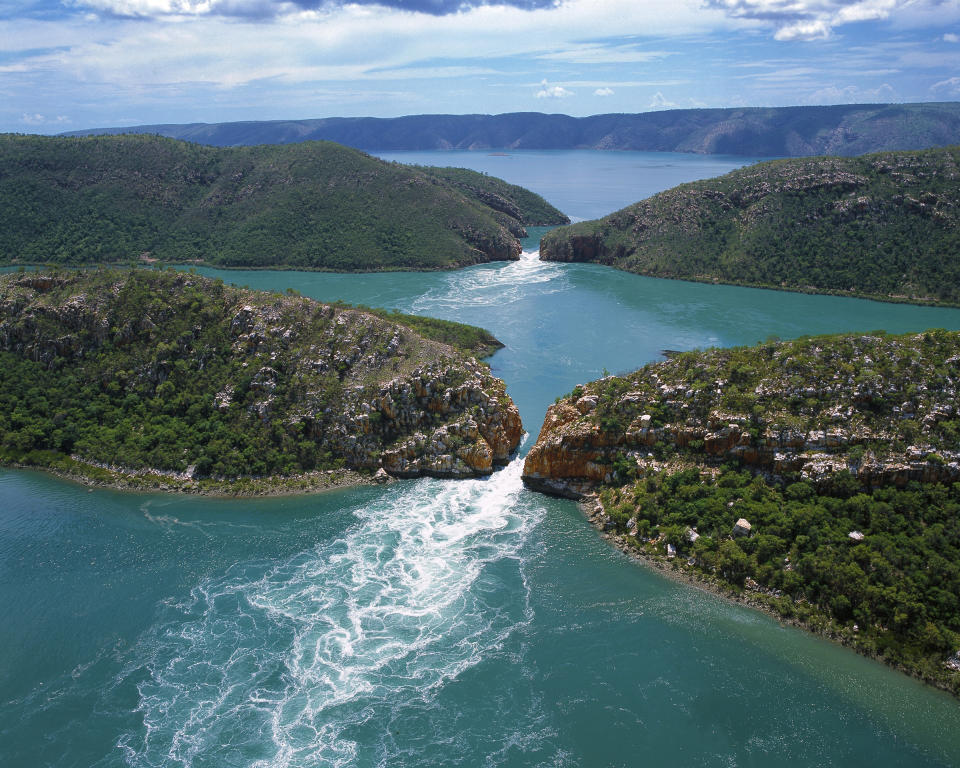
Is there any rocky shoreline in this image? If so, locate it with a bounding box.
[521,330,960,697]
[539,145,960,308]
[522,331,960,494]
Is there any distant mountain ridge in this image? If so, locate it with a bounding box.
[61,103,960,157]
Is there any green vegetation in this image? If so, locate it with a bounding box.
[600,468,960,694]
[0,134,567,271]
[525,329,960,692]
[588,330,960,474]
[0,268,512,487]
[541,145,960,305]
[352,305,503,358]
[411,165,567,227]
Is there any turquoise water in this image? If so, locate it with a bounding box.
[4,152,960,767]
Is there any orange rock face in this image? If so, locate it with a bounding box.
[522,401,625,497]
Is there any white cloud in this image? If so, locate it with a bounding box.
[649,91,676,108]
[932,76,960,95]
[72,0,291,18]
[774,19,831,41]
[803,81,896,104]
[20,113,70,125]
[0,0,723,91]
[537,44,672,65]
[944,32,960,43]
[594,87,614,96]
[535,79,573,98]
[708,0,945,42]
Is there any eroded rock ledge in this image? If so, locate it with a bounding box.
[523,330,960,497]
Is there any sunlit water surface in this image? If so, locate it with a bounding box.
[3,151,960,767]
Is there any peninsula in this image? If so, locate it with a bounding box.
[523,330,960,694]
[540,145,960,306]
[0,134,567,271]
[0,270,523,493]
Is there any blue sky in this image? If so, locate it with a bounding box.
[2,0,959,132]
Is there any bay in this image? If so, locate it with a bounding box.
[3,151,960,767]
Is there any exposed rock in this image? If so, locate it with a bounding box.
[523,330,960,497]
[0,270,522,484]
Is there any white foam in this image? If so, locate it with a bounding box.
[119,459,539,768]
[411,248,568,312]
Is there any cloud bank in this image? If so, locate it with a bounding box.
[72,0,561,19]
[1,0,957,131]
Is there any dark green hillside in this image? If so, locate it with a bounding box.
[523,330,960,693]
[540,145,960,306]
[0,269,522,491]
[412,165,564,227]
[0,134,567,270]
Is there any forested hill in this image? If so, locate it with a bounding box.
[522,330,960,693]
[61,102,960,157]
[540,145,960,306]
[0,269,523,491]
[0,134,567,270]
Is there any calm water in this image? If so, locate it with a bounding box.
[374,149,763,221]
[3,152,960,767]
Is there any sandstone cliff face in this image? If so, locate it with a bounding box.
[324,361,522,478]
[0,271,522,482]
[523,331,960,497]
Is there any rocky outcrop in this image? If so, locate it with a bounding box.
[319,361,522,478]
[0,270,522,484]
[523,331,960,497]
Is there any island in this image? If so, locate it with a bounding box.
[540,145,960,306]
[0,134,568,271]
[523,330,960,694]
[0,269,523,493]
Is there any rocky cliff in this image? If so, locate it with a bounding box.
[523,330,960,497]
[0,270,522,489]
[540,146,960,306]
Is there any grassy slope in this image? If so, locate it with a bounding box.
[540,146,960,305]
[0,134,566,270]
